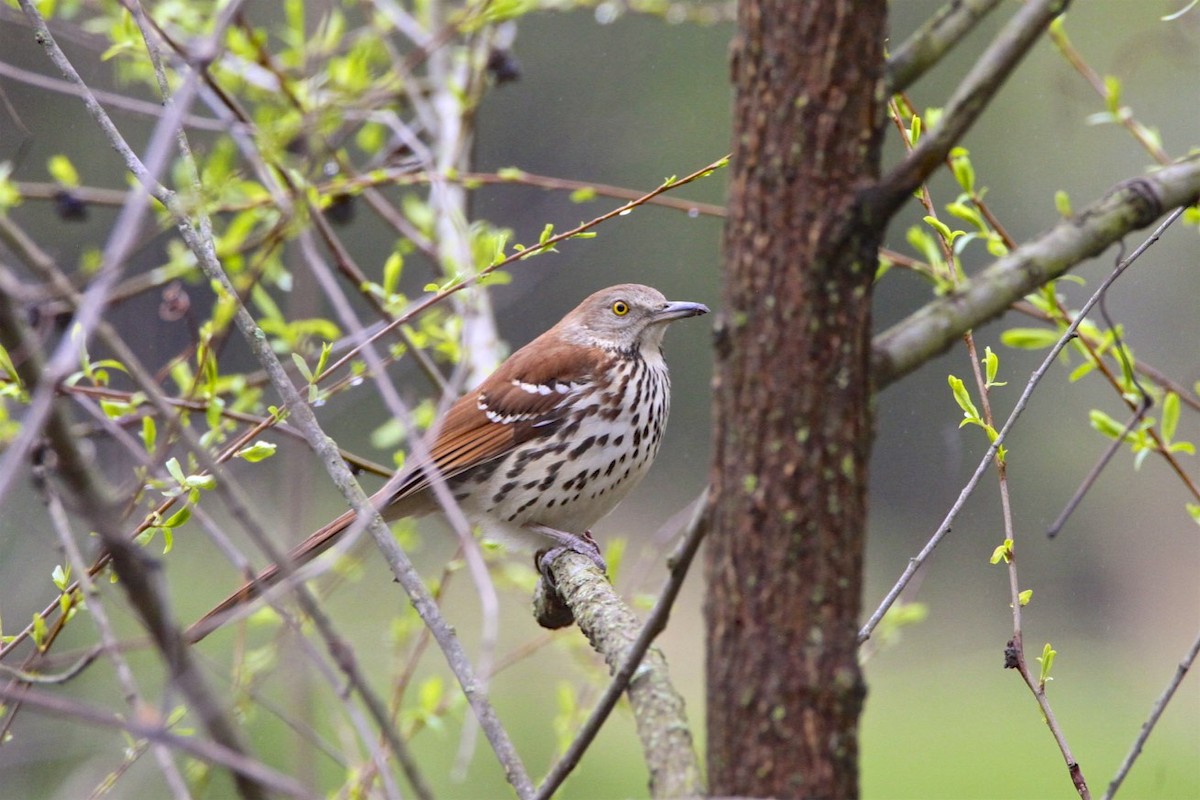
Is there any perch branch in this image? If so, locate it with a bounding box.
[532,494,707,799]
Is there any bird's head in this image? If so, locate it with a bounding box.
[560,284,709,355]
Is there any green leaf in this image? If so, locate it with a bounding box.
[99,398,135,418]
[141,416,157,453]
[947,375,980,424]
[1018,589,1033,607]
[291,352,313,382]
[982,347,1005,388]
[496,167,525,181]
[923,215,953,241]
[165,457,186,484]
[51,564,70,591]
[946,201,983,231]
[47,154,80,187]
[32,613,47,651]
[1037,643,1056,687]
[1103,75,1122,115]
[1089,409,1126,440]
[183,474,217,491]
[0,161,23,211]
[235,441,277,463]
[382,251,403,295]
[990,539,1014,565]
[1054,190,1072,217]
[480,269,512,285]
[1000,328,1061,350]
[949,147,975,193]
[162,506,191,529]
[569,186,596,203]
[875,255,893,281]
[1186,503,1200,525]
[418,674,443,713]
[1161,392,1180,443]
[1068,359,1096,383]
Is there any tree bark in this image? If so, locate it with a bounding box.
[706,1,887,797]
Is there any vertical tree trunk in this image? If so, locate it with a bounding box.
[706,1,887,797]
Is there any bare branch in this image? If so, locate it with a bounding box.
[1105,628,1200,799]
[0,683,316,799]
[0,58,232,132]
[887,0,1003,93]
[872,0,1069,218]
[533,495,707,799]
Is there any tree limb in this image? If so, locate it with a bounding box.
[873,153,1200,389]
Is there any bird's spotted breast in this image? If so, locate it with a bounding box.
[455,353,671,541]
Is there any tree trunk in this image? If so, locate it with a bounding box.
[706,1,887,796]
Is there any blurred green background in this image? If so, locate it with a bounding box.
[0,1,1197,797]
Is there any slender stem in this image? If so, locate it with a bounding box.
[1104,629,1200,799]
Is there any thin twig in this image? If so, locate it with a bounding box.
[1104,628,1200,799]
[319,153,731,386]
[42,473,192,799]
[890,90,1088,794]
[1046,406,1148,538]
[872,0,1069,218]
[0,683,315,799]
[0,58,232,131]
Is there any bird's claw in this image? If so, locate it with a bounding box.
[534,529,607,587]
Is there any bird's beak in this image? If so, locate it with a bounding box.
[655,300,709,322]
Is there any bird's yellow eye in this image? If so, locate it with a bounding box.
[612,300,629,316]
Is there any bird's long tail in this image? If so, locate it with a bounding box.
[185,509,357,643]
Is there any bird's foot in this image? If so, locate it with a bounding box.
[531,528,607,585]
[530,528,606,630]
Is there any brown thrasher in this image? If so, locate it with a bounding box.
[188,284,707,642]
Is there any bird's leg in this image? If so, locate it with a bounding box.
[527,525,608,584]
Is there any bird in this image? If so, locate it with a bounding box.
[187,284,708,642]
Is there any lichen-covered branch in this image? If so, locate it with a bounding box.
[534,552,701,798]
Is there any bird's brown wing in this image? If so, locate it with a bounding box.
[375,339,606,505]
[187,341,606,643]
